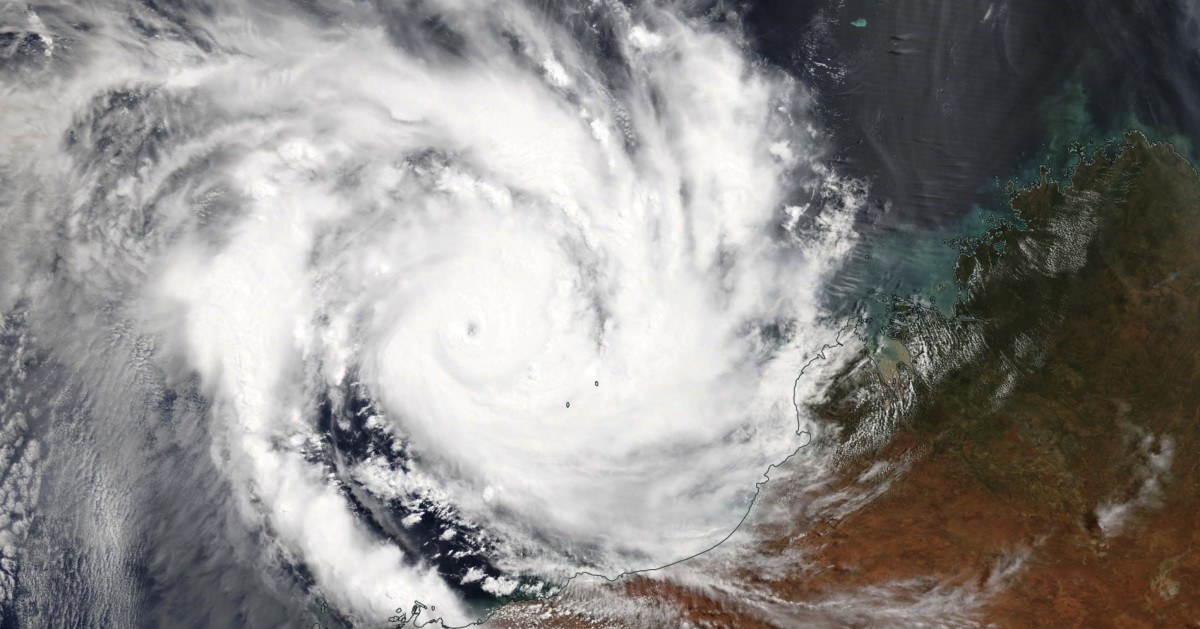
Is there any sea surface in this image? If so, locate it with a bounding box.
[744,0,1200,329]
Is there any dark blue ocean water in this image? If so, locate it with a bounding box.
[744,0,1200,331]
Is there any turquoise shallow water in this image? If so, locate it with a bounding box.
[745,0,1200,349]
[820,75,1200,348]
[827,202,1008,328]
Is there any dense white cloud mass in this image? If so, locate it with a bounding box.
[0,0,862,625]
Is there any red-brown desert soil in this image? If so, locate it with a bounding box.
[485,134,1200,628]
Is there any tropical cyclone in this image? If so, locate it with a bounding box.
[0,0,865,625]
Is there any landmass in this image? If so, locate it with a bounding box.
[481,132,1200,627]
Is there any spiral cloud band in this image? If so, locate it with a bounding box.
[0,0,861,625]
